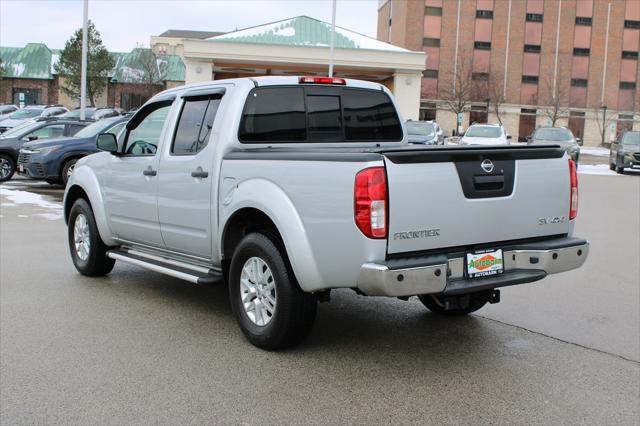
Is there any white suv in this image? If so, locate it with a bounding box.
[460,124,511,146]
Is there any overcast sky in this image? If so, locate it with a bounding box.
[0,0,379,52]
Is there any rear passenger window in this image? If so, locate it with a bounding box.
[343,89,403,141]
[239,86,402,143]
[239,87,306,142]
[172,96,221,154]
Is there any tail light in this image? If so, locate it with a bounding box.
[299,76,346,85]
[569,159,578,220]
[354,167,387,239]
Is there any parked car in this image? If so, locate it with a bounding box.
[0,118,89,182]
[0,105,68,133]
[0,105,19,120]
[609,131,640,174]
[62,107,123,121]
[528,126,581,163]
[18,115,129,185]
[459,124,511,146]
[405,120,443,145]
[63,76,588,350]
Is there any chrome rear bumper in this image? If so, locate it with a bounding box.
[357,237,589,297]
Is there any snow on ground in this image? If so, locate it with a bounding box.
[580,147,610,157]
[577,164,640,176]
[0,187,63,220]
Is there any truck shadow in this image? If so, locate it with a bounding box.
[103,268,505,360]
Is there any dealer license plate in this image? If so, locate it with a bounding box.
[466,249,504,278]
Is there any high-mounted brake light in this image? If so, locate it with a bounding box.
[569,159,578,220]
[354,167,387,239]
[298,76,346,85]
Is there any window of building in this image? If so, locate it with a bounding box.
[476,10,493,19]
[469,105,488,124]
[575,16,592,26]
[622,51,639,59]
[573,47,590,56]
[568,111,585,140]
[620,81,637,90]
[472,72,489,81]
[425,6,442,16]
[172,96,221,154]
[419,102,437,121]
[423,38,440,47]
[423,69,439,78]
[571,79,588,87]
[524,44,541,53]
[522,75,539,84]
[518,108,537,141]
[617,114,634,136]
[624,20,640,29]
[12,88,41,106]
[526,13,543,22]
[120,93,148,111]
[474,41,491,50]
[238,87,402,143]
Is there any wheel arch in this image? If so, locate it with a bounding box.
[219,179,324,292]
[63,165,116,246]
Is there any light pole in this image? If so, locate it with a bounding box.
[80,0,88,120]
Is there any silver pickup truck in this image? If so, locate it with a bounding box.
[63,76,589,349]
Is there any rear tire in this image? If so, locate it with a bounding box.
[68,198,115,276]
[0,154,15,182]
[419,293,488,316]
[609,163,615,171]
[228,233,317,350]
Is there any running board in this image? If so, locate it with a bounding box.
[107,248,222,285]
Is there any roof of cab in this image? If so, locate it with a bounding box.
[151,76,384,101]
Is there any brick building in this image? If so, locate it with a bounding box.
[378,0,640,146]
[0,44,185,111]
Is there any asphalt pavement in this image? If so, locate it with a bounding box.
[1,172,639,424]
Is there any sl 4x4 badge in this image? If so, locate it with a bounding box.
[539,216,566,225]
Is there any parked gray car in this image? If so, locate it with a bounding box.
[609,131,640,174]
[528,126,581,163]
[406,120,443,145]
[63,76,589,349]
[0,105,68,133]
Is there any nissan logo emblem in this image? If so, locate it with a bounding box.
[481,159,494,173]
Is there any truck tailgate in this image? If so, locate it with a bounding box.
[383,146,571,254]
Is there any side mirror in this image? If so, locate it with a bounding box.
[576,137,583,146]
[24,136,38,142]
[96,133,118,154]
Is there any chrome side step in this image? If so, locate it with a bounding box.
[107,248,222,285]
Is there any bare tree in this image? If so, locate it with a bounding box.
[487,71,506,125]
[135,49,163,100]
[594,105,616,146]
[538,61,570,127]
[439,55,475,135]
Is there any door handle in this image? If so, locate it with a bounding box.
[143,168,157,177]
[191,169,209,178]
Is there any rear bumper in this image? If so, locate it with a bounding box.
[357,237,589,297]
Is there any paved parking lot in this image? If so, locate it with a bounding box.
[1,169,639,424]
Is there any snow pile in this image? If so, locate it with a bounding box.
[580,147,610,157]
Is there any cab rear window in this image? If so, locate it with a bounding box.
[239,86,402,143]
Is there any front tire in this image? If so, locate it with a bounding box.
[419,293,488,316]
[68,198,115,276]
[0,154,15,182]
[61,158,78,185]
[228,233,317,350]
